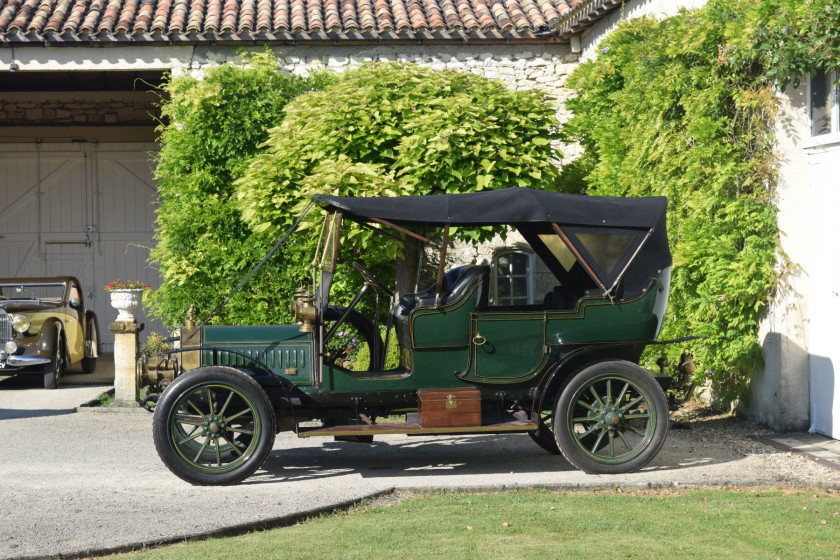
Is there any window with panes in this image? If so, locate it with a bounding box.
[494,251,534,305]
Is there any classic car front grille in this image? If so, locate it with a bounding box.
[0,309,12,342]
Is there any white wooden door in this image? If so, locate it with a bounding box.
[0,142,162,352]
[808,144,840,439]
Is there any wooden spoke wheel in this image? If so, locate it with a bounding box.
[553,361,669,474]
[153,366,275,485]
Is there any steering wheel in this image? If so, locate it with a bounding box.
[352,262,393,298]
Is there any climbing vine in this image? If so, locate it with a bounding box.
[559,0,839,403]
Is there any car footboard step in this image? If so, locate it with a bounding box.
[298,419,537,438]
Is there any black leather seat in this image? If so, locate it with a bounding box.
[393,265,490,320]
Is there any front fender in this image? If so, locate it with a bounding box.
[37,318,62,358]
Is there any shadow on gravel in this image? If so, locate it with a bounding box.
[0,408,77,421]
[243,423,743,485]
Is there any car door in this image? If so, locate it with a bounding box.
[461,311,547,384]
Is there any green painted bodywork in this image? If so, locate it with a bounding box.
[326,283,663,392]
[200,325,313,387]
[195,281,664,400]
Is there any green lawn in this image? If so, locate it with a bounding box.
[115,489,839,560]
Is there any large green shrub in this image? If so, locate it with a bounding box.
[723,0,840,89]
[561,0,838,402]
[235,62,562,317]
[149,52,333,327]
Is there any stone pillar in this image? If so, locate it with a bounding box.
[109,322,144,406]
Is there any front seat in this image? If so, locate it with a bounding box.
[393,265,490,321]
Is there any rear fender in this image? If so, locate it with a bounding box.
[534,344,644,414]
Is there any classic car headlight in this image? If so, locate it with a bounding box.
[4,340,17,354]
[12,314,31,333]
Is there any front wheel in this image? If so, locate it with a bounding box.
[43,327,65,389]
[153,366,276,485]
[553,361,669,474]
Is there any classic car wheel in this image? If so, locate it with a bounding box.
[153,366,275,485]
[43,326,65,390]
[528,410,561,455]
[553,361,668,474]
[82,317,98,373]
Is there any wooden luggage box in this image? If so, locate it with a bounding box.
[417,387,481,428]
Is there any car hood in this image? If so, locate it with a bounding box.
[0,301,62,312]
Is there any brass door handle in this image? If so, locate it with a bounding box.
[472,334,486,346]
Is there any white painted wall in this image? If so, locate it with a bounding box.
[806,137,840,438]
[751,86,812,431]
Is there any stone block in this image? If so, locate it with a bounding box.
[526,57,549,67]
[25,108,44,120]
[117,107,135,121]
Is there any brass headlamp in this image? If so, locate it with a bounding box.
[292,288,317,333]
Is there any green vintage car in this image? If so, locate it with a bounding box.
[149,187,673,485]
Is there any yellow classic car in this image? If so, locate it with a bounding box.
[0,277,99,389]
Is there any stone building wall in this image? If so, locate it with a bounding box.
[182,44,581,161]
[0,91,159,126]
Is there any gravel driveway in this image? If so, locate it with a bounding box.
[1,375,839,560]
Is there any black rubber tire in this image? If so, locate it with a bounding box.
[43,327,65,390]
[81,317,97,373]
[323,305,384,371]
[528,411,562,455]
[553,360,669,474]
[153,366,276,486]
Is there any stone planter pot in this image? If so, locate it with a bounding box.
[109,289,144,322]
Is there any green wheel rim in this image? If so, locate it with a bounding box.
[166,382,262,475]
[565,373,656,465]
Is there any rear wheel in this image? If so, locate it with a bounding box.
[553,361,669,474]
[43,327,65,390]
[153,366,275,485]
[81,317,98,373]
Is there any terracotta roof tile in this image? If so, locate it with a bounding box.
[185,0,203,31]
[79,0,102,31]
[0,0,611,41]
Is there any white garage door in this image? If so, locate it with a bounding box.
[808,143,840,439]
[0,142,163,352]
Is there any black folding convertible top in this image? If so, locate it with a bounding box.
[315,187,671,298]
[315,187,665,229]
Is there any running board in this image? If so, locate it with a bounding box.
[298,419,537,438]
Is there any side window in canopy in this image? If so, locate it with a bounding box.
[538,233,577,271]
[573,232,636,277]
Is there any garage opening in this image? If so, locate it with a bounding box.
[0,70,167,351]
